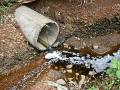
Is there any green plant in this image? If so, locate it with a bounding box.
[106,59,120,79]
[0,2,13,13]
[0,1,13,23]
[87,86,99,90]
[104,80,115,90]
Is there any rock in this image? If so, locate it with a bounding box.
[68,81,77,85]
[66,65,73,69]
[67,69,72,73]
[56,79,66,85]
[93,45,99,49]
[68,78,73,81]
[75,37,80,40]
[75,73,79,76]
[63,43,69,48]
[54,66,58,70]
[88,71,96,75]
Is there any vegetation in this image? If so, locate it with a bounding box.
[0,0,13,13]
[0,0,13,23]
[106,58,120,79]
[87,59,120,90]
[104,59,120,90]
[87,86,99,90]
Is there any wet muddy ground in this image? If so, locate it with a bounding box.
[26,0,120,54]
[0,0,120,90]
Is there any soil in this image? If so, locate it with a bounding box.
[27,0,120,24]
[25,69,62,90]
[0,0,120,90]
[26,0,120,54]
[0,14,39,74]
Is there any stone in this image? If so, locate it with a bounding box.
[93,45,99,49]
[66,65,73,69]
[56,79,66,85]
[67,69,72,73]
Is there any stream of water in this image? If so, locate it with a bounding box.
[8,44,120,90]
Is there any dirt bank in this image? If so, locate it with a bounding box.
[27,0,120,54]
[0,15,39,74]
[0,0,120,90]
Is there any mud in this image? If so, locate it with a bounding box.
[26,0,120,54]
[3,44,120,90]
[65,32,120,55]
[59,42,120,57]
[26,0,120,24]
[0,20,39,74]
[23,0,120,89]
[0,55,45,90]
[0,0,120,90]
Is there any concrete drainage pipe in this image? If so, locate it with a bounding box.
[15,6,59,50]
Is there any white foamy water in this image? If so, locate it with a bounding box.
[45,49,120,73]
[9,49,120,90]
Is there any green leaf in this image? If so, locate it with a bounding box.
[117,61,120,70]
[111,59,118,69]
[114,79,120,84]
[106,68,116,77]
[116,70,120,79]
[106,69,113,75]
[87,86,99,90]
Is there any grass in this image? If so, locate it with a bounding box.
[0,1,13,24]
[87,86,99,90]
[87,59,120,90]
[106,58,120,79]
[104,59,120,90]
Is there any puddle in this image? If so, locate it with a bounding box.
[52,62,92,83]
[0,57,46,90]
[58,43,120,57]
[0,41,119,90]
[0,43,120,90]
[3,42,120,90]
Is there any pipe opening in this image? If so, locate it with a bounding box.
[37,22,59,48]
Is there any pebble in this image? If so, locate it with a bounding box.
[68,78,73,81]
[62,50,69,53]
[68,46,71,49]
[75,37,80,40]
[66,65,73,69]
[63,43,69,48]
[75,73,79,76]
[74,47,78,50]
[93,45,99,49]
[68,81,77,85]
[56,79,66,85]
[89,71,96,75]
[54,66,58,70]
[67,69,72,73]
